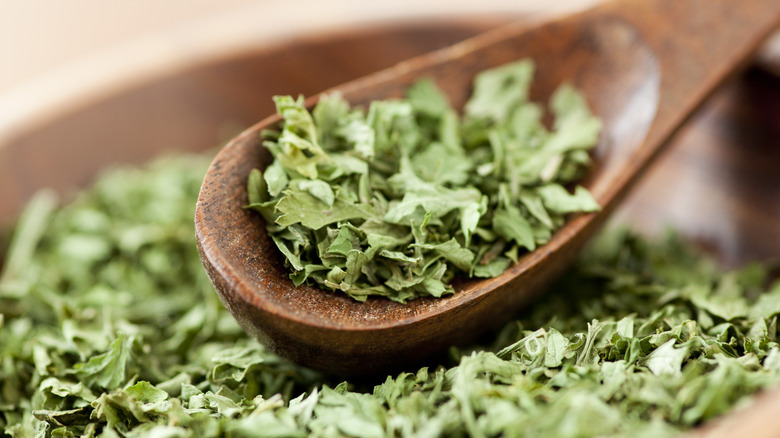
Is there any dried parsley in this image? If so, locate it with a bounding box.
[2,153,780,437]
[247,59,602,302]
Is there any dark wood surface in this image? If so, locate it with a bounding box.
[2,8,780,438]
[195,0,780,376]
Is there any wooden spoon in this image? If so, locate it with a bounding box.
[195,0,780,375]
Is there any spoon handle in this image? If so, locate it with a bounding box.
[601,0,780,191]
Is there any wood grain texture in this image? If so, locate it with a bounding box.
[618,68,780,268]
[194,0,780,376]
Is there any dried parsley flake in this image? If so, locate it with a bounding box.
[2,154,780,437]
[247,60,602,302]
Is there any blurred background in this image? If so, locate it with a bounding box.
[4,0,778,134]
[0,2,603,91]
[0,1,602,130]
[1,0,254,94]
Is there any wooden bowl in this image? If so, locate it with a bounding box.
[1,16,779,436]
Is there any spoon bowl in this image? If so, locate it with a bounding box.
[196,0,780,375]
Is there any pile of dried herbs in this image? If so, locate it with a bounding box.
[2,153,780,437]
[247,60,601,302]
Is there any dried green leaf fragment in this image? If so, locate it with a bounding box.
[247,59,602,302]
[2,154,780,437]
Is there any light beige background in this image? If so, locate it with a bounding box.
[1,0,255,93]
[1,0,607,91]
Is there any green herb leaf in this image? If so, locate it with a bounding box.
[249,60,603,302]
[3,153,780,437]
[74,334,136,389]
